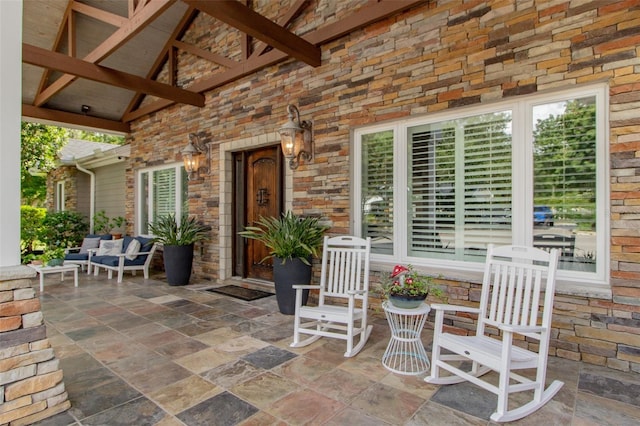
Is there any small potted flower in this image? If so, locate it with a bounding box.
[381,264,444,309]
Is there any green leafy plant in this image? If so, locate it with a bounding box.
[93,210,125,234]
[39,211,88,250]
[148,213,209,246]
[41,247,66,266]
[379,264,444,299]
[239,211,330,265]
[20,205,46,256]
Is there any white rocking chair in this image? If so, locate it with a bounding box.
[291,235,372,357]
[425,245,563,422]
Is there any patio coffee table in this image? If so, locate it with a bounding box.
[382,301,431,375]
[28,263,79,292]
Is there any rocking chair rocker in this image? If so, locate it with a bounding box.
[291,235,372,357]
[425,245,563,422]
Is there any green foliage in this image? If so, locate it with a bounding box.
[41,247,66,265]
[239,211,330,265]
[20,122,68,206]
[39,211,89,250]
[67,129,125,144]
[533,99,596,228]
[149,213,209,246]
[93,210,126,234]
[20,205,46,254]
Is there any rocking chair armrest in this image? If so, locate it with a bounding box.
[430,303,480,314]
[499,324,545,334]
[292,284,321,290]
[346,290,366,295]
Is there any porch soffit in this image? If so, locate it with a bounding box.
[21,0,426,134]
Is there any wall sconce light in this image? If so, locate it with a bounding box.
[181,133,210,180]
[278,105,313,170]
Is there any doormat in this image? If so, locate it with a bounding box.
[206,285,274,301]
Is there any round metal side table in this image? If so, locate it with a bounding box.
[382,301,431,375]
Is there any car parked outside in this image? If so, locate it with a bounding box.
[534,205,554,227]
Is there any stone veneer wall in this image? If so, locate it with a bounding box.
[45,167,78,213]
[0,266,69,425]
[125,1,640,371]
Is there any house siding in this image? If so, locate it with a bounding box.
[94,163,127,232]
[127,1,640,372]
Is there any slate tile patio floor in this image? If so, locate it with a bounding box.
[30,271,640,426]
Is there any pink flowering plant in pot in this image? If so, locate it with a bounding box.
[380,265,444,308]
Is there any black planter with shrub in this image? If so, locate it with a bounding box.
[239,211,329,315]
[149,214,209,286]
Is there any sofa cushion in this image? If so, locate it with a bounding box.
[92,255,147,267]
[97,239,123,256]
[79,237,101,254]
[137,236,154,252]
[65,252,89,261]
[125,239,141,260]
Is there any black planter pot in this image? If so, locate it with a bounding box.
[163,244,194,286]
[273,257,311,315]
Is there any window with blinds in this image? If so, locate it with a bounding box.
[354,85,605,283]
[138,164,188,235]
[407,112,512,261]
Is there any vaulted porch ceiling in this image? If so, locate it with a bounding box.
[22,0,425,134]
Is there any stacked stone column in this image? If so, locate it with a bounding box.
[0,266,69,425]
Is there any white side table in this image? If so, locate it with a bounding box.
[382,301,431,375]
[28,264,79,293]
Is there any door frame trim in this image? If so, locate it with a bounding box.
[219,132,293,281]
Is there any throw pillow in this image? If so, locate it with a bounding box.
[97,239,124,256]
[125,238,141,260]
[79,237,101,254]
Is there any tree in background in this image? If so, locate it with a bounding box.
[21,122,68,206]
[68,129,124,144]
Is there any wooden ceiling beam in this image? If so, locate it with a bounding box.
[23,104,130,134]
[123,7,198,117]
[124,0,424,122]
[70,1,127,27]
[173,40,238,69]
[24,43,204,107]
[184,0,321,67]
[34,0,174,107]
[250,0,308,59]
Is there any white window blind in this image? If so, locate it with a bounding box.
[354,85,606,284]
[407,112,512,261]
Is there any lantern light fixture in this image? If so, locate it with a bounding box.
[181,133,210,180]
[278,104,312,170]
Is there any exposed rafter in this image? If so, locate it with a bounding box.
[123,0,425,122]
[22,104,130,134]
[22,0,427,131]
[23,43,204,107]
[33,0,174,107]
[183,0,321,67]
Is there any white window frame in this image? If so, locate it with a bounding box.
[352,84,609,288]
[136,163,187,236]
[55,180,65,211]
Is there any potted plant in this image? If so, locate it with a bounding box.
[41,247,66,267]
[149,213,209,286]
[110,216,126,239]
[239,211,330,314]
[380,264,444,309]
[93,211,126,238]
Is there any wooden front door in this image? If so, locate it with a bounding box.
[234,146,283,281]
